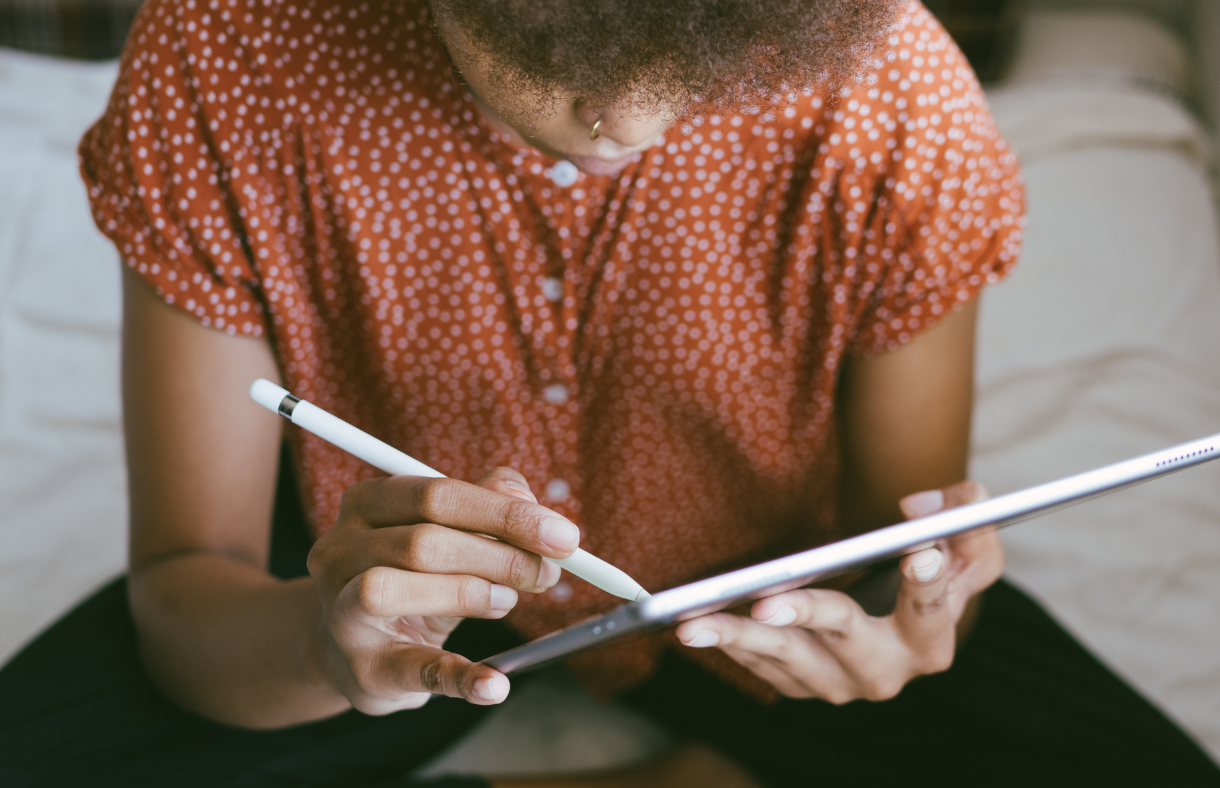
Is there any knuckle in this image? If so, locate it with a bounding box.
[864,678,904,702]
[402,523,445,570]
[771,635,799,663]
[417,653,466,698]
[708,616,739,644]
[305,540,329,580]
[456,576,490,614]
[824,690,855,706]
[500,497,537,541]
[353,568,389,617]
[910,594,947,616]
[418,654,446,694]
[816,601,854,638]
[337,482,360,512]
[338,479,375,516]
[415,478,459,524]
[501,549,536,589]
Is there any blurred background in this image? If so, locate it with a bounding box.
[0,0,1199,77]
[1,0,1218,779]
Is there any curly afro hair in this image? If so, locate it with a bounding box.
[430,0,906,121]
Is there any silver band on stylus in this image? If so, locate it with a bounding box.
[277,394,300,418]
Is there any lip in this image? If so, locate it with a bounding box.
[565,152,641,176]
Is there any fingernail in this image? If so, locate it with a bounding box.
[473,674,510,703]
[681,629,720,648]
[504,480,537,502]
[902,489,944,519]
[759,605,797,627]
[539,516,579,553]
[489,584,517,612]
[536,558,561,590]
[909,549,944,583]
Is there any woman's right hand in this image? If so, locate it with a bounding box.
[305,467,576,714]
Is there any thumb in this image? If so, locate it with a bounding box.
[393,647,512,706]
[894,547,952,647]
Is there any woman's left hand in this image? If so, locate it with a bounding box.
[676,480,1004,704]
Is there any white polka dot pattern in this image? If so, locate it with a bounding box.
[79,0,1024,696]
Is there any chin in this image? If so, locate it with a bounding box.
[566,153,639,177]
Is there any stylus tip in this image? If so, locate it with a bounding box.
[634,589,652,602]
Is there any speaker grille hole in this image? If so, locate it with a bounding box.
[1156,446,1216,468]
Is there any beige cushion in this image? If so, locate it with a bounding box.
[1007,10,1191,97]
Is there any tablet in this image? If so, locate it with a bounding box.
[482,430,1220,674]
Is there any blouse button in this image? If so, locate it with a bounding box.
[545,478,571,502]
[549,581,573,601]
[541,276,563,302]
[549,161,579,187]
[543,384,569,405]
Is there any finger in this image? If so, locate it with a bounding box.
[899,480,989,520]
[382,523,559,591]
[678,612,827,665]
[943,480,989,508]
[750,587,887,680]
[678,614,852,701]
[893,548,954,653]
[314,522,559,594]
[469,471,560,588]
[752,587,866,640]
[385,645,511,705]
[942,526,1004,612]
[341,475,580,558]
[344,566,519,620]
[751,587,927,699]
[476,466,538,503]
[946,524,1004,575]
[678,614,761,653]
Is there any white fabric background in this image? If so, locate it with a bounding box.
[0,51,127,668]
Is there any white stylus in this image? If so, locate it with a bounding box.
[249,379,651,602]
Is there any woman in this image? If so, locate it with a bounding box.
[1,0,1217,785]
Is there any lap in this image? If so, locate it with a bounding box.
[0,576,507,788]
[623,579,1220,787]
[4,577,1218,788]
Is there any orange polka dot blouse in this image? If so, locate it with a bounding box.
[81,0,1024,695]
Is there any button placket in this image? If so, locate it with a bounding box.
[515,159,594,551]
[548,160,579,188]
[543,383,569,405]
[541,275,564,303]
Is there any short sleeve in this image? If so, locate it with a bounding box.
[843,8,1025,357]
[79,0,266,337]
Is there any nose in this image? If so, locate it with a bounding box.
[575,102,657,149]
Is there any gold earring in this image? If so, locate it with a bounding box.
[590,118,603,140]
